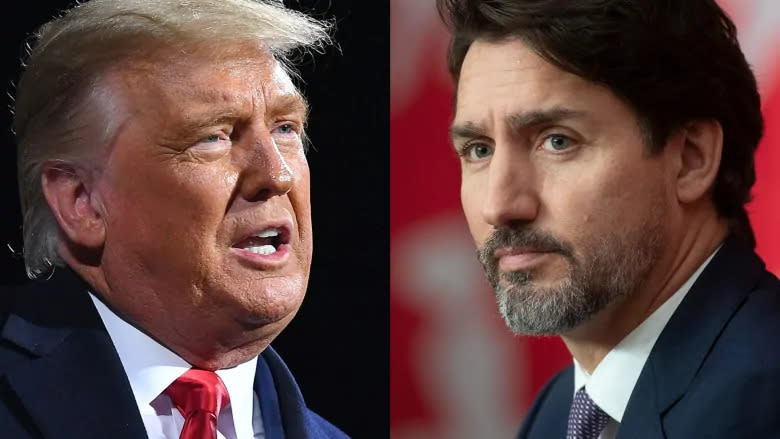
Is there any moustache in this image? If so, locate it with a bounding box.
[477,228,574,269]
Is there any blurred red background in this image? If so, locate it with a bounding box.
[390,1,780,437]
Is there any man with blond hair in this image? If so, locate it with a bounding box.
[0,0,349,437]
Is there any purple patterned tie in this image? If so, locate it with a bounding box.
[566,388,611,439]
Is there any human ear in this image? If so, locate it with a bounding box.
[676,119,723,204]
[40,162,106,249]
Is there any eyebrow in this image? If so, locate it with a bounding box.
[268,92,309,121]
[173,110,244,139]
[450,107,586,142]
[171,91,310,137]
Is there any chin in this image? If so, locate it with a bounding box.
[241,300,301,327]
[216,263,306,311]
[233,286,305,327]
[233,311,299,355]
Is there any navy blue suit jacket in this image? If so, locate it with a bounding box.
[518,238,780,438]
[0,269,349,438]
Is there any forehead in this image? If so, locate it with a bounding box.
[107,44,302,115]
[454,38,626,126]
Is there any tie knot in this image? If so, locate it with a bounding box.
[165,369,230,416]
[566,387,611,439]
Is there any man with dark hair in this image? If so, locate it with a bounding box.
[437,0,780,437]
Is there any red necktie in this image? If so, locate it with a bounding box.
[164,369,231,439]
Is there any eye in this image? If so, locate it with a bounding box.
[191,132,231,151]
[273,123,297,135]
[461,142,493,161]
[202,134,223,143]
[541,134,575,152]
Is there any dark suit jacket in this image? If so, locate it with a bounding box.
[518,237,780,438]
[0,269,349,439]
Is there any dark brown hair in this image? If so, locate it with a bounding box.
[438,0,763,247]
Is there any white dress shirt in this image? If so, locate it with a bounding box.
[572,247,720,439]
[89,294,265,439]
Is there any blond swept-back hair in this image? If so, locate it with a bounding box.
[13,0,331,279]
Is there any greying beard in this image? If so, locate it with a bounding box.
[478,217,662,335]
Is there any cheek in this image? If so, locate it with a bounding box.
[460,174,489,244]
[292,154,311,199]
[147,166,233,229]
[171,165,235,210]
[544,162,664,239]
[292,154,310,204]
[104,160,236,258]
[289,155,313,250]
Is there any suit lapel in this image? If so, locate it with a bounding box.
[618,238,765,438]
[616,369,664,439]
[257,345,342,439]
[257,345,311,439]
[0,269,147,439]
[255,349,286,439]
[518,367,572,439]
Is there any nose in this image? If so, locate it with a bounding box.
[481,145,540,227]
[237,129,295,202]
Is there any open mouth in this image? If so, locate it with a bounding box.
[232,226,291,256]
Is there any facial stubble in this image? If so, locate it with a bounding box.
[477,206,664,335]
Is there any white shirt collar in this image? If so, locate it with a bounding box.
[89,294,258,439]
[573,246,720,422]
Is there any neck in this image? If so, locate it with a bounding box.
[61,256,277,370]
[561,216,728,374]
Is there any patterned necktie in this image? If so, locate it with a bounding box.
[566,387,611,439]
[164,369,231,439]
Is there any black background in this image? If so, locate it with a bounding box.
[0,1,388,438]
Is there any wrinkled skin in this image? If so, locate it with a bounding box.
[66,45,314,368]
